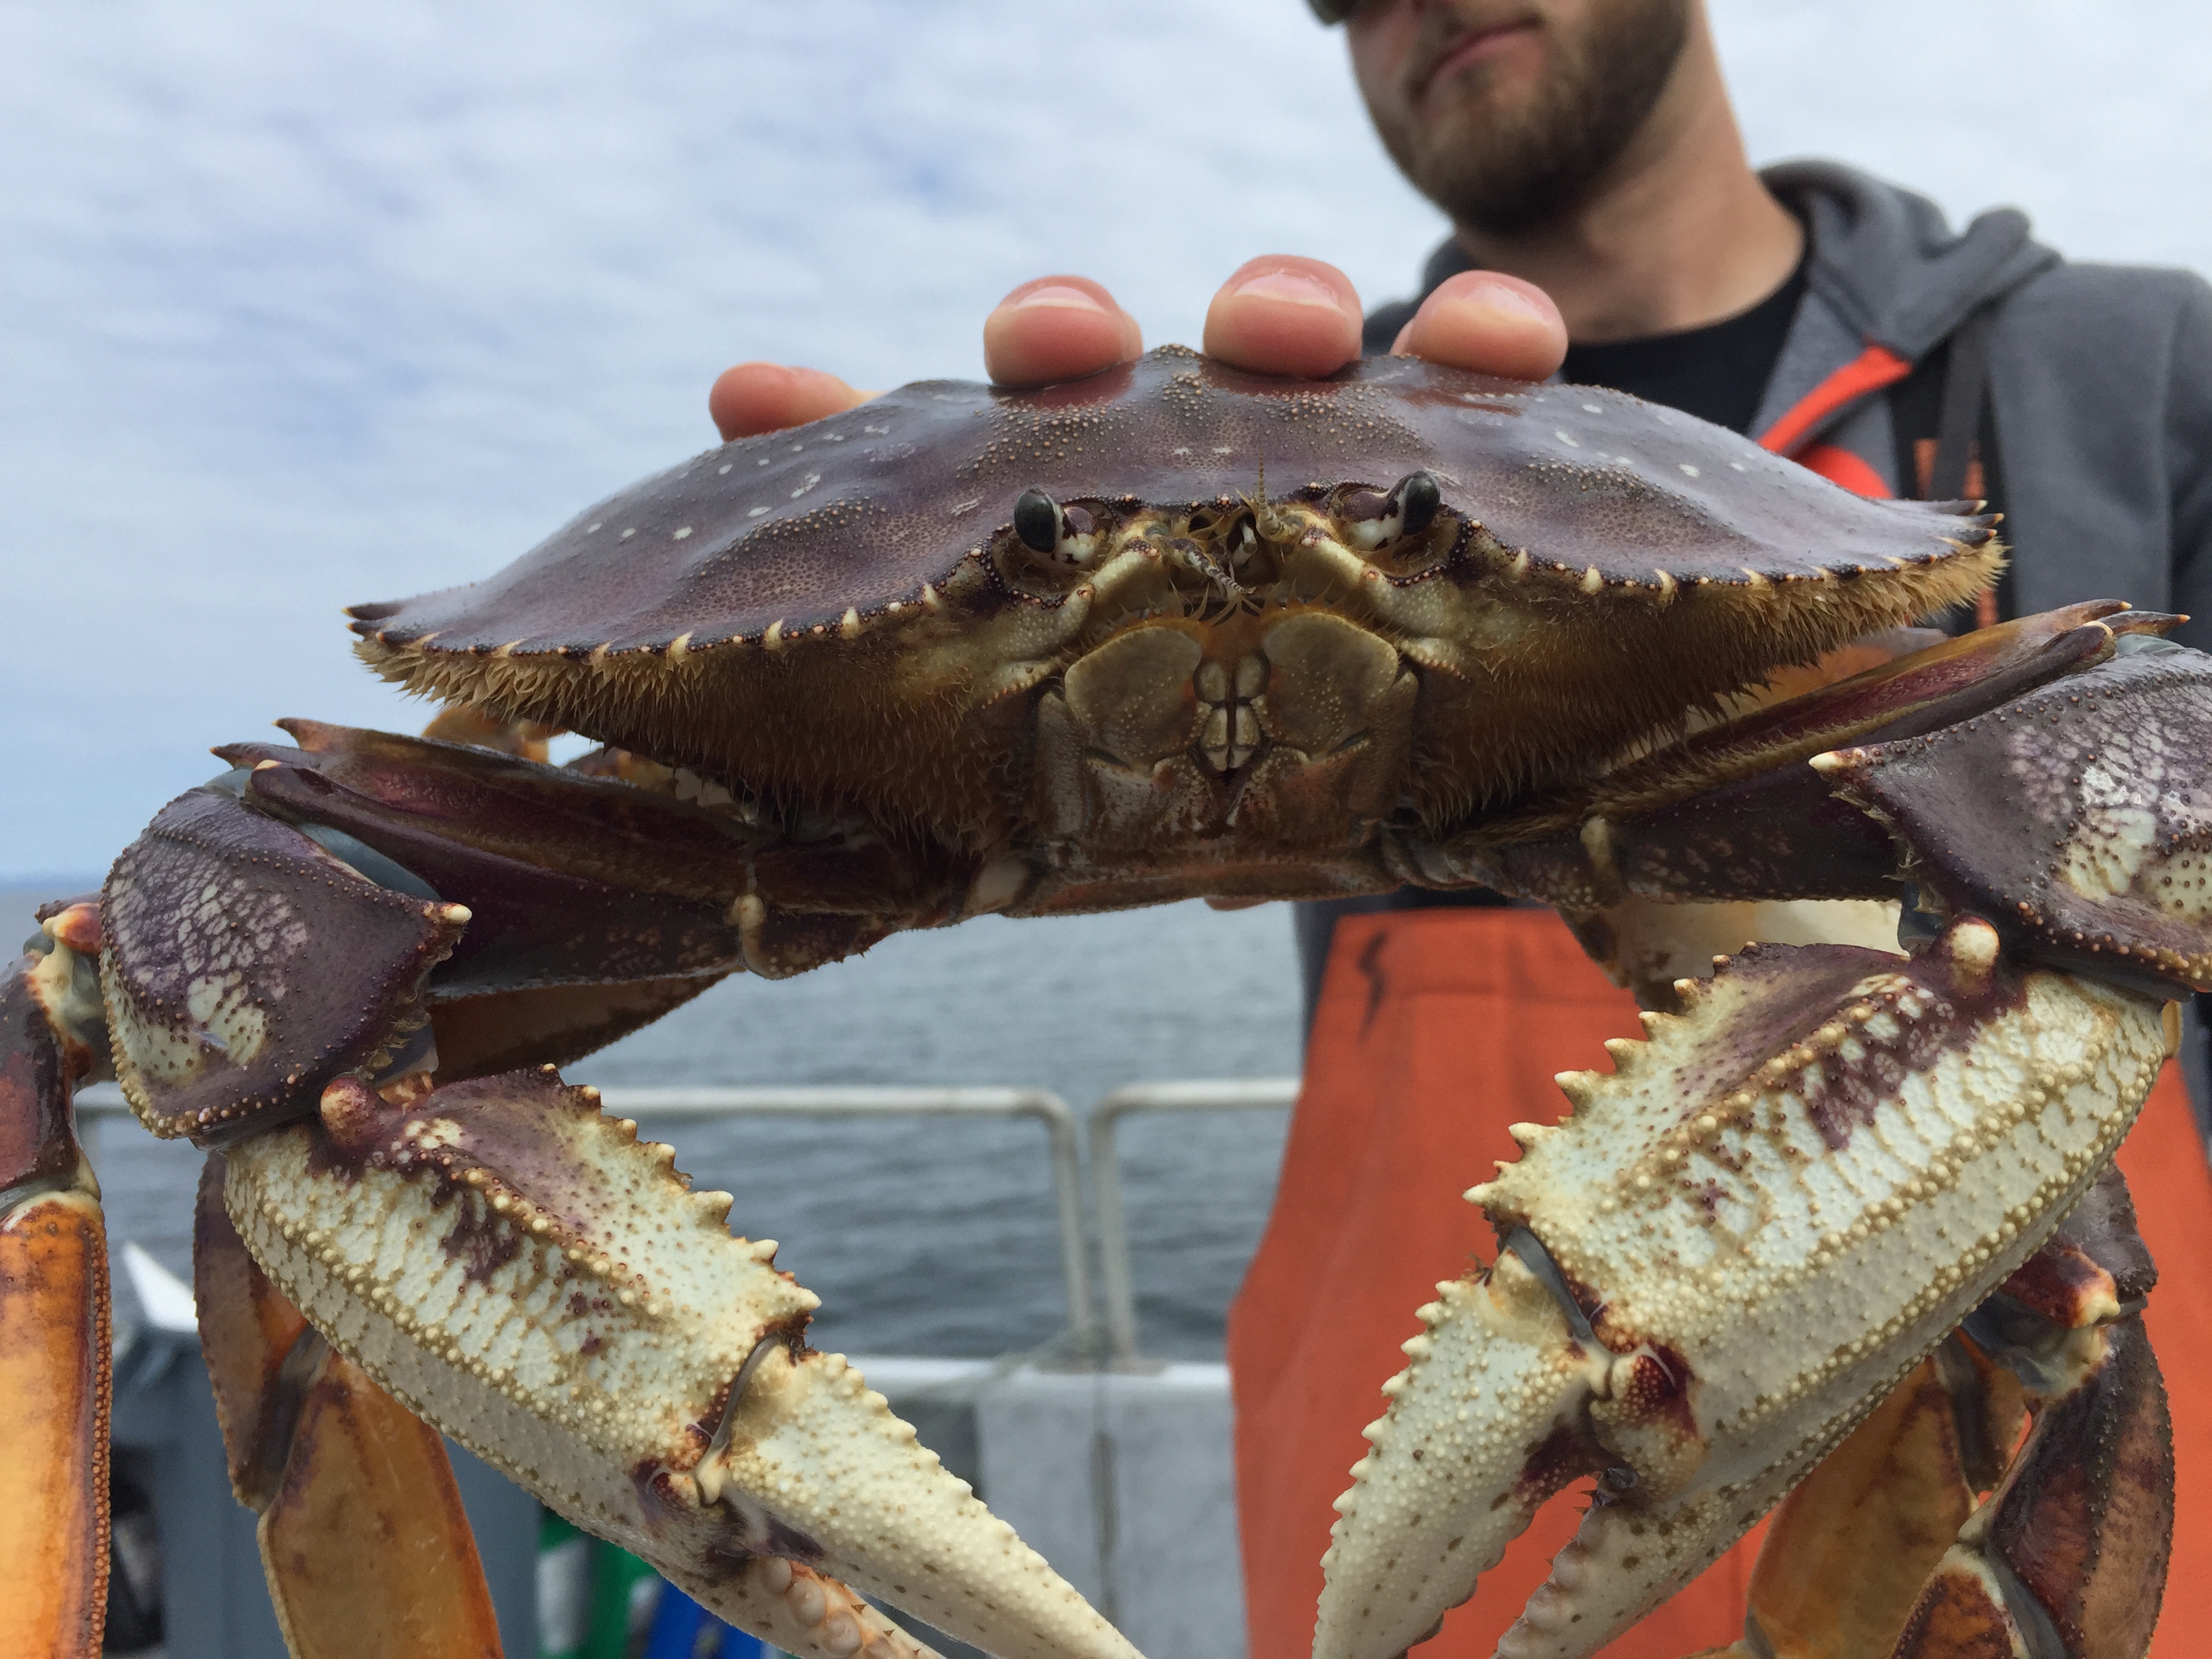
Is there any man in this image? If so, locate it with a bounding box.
[712,3,2212,1652]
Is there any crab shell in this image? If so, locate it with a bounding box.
[352,346,1996,909]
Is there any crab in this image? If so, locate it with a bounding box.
[4,344,2202,1659]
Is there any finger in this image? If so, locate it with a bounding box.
[1389,271,1566,382]
[708,363,869,441]
[982,275,1144,387]
[1202,255,1364,377]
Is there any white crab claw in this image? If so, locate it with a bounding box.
[1315,925,2170,1659]
[1313,1247,1607,1659]
[222,1069,1141,1659]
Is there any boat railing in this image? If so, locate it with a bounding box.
[1086,1078,1299,1366]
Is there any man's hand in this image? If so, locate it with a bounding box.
[705,257,1566,441]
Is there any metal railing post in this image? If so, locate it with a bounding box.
[1087,1079,1299,1366]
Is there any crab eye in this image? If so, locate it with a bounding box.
[1339,469,1447,553]
[1015,489,1061,553]
[1393,470,1441,536]
[1008,490,1103,569]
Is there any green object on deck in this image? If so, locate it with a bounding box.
[537,1507,663,1659]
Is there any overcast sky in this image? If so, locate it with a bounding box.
[7,0,2209,879]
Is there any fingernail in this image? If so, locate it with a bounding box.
[1229,268,1345,310]
[1449,277,1549,319]
[1006,283,1112,314]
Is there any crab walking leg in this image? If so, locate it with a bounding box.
[218,1067,1137,1659]
[194,1155,508,1658]
[1889,1169,2173,1659]
[0,906,112,1659]
[1314,921,2174,1659]
[1725,1340,2018,1659]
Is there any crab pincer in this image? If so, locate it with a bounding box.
[220,1066,1134,1659]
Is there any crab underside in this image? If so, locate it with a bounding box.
[5,347,2204,1659]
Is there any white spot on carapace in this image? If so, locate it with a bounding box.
[1171,446,1192,457]
[1731,461,1748,472]
[756,457,770,467]
[947,497,981,517]
[586,522,602,533]
[1555,430,1579,447]
[1212,446,1235,455]
[747,506,769,518]
[790,472,821,499]
[862,422,891,435]
[672,527,694,540]
[1679,463,1701,478]
[619,528,637,540]
[1582,403,1603,414]
[718,464,733,475]
[788,442,805,453]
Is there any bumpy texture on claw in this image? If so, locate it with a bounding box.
[220,1067,1139,1659]
[1316,921,2171,1659]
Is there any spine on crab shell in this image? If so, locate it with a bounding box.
[220,1065,1140,1659]
[0,901,112,1659]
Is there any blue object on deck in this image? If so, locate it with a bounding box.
[642,1580,771,1658]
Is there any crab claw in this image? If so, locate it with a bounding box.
[1314,922,2172,1659]
[220,1067,1139,1659]
[1313,1238,1610,1658]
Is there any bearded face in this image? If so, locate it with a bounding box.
[1351,0,1692,234]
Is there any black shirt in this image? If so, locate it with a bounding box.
[1561,257,1805,435]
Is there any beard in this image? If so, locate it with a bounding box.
[1368,0,1693,235]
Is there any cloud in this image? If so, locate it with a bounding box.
[4,0,2208,875]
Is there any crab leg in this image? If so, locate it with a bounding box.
[1889,1169,2173,1659]
[94,771,1125,1659]
[1723,1339,2015,1658]
[1315,920,2174,1659]
[0,901,112,1659]
[194,1153,509,1657]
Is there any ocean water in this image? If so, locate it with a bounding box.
[9,884,1300,1360]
